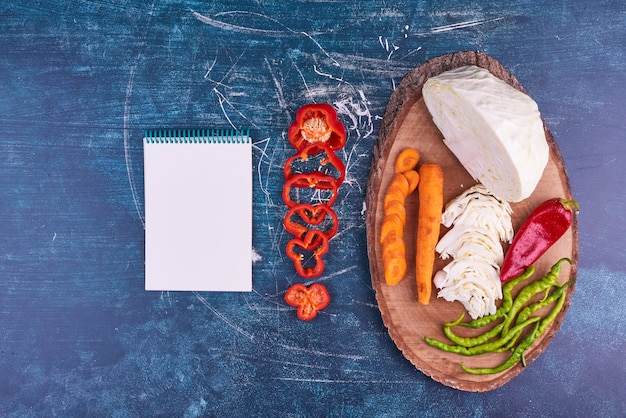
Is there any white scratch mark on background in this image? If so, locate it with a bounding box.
[282,266,358,290]
[322,52,415,76]
[204,50,260,130]
[191,10,339,66]
[289,56,314,102]
[331,91,374,194]
[413,16,506,36]
[251,248,262,263]
[123,2,158,228]
[203,55,217,79]
[123,63,145,228]
[333,92,373,139]
[253,137,273,205]
[378,36,399,60]
[313,65,351,86]
[265,57,288,112]
[269,377,414,384]
[215,91,236,129]
[192,9,297,37]
[193,292,256,341]
[160,291,173,308]
[275,341,367,361]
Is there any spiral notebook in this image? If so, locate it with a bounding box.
[143,129,252,292]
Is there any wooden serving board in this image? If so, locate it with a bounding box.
[365,51,579,392]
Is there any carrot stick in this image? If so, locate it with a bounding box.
[415,163,444,304]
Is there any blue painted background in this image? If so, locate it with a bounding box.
[1,1,625,416]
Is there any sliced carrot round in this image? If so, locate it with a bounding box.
[384,199,406,225]
[403,170,419,194]
[382,232,405,255]
[389,173,410,196]
[394,148,420,174]
[380,213,403,245]
[383,248,407,286]
[383,186,406,210]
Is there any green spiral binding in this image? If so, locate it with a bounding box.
[144,128,251,144]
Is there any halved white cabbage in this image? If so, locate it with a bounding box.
[423,65,549,202]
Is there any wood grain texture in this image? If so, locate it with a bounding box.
[366,52,579,391]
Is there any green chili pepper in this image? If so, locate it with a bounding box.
[494,328,522,353]
[500,258,571,336]
[536,281,573,337]
[493,281,573,354]
[443,312,465,327]
[425,316,540,356]
[444,321,505,348]
[516,281,572,325]
[461,322,540,375]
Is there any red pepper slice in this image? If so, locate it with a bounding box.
[288,103,346,152]
[285,229,329,278]
[500,198,579,282]
[284,283,331,321]
[282,173,338,208]
[284,203,338,239]
[284,143,346,186]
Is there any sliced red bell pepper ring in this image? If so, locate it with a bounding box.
[284,143,346,186]
[284,283,331,321]
[282,173,338,208]
[284,203,338,239]
[285,229,329,278]
[288,103,346,152]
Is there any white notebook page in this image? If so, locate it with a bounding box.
[143,130,252,291]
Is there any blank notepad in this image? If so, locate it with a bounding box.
[143,129,252,291]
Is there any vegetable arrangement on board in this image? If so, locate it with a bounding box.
[376,63,579,377]
[282,103,346,320]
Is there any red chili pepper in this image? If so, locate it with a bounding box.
[284,283,331,321]
[288,103,346,152]
[500,198,579,282]
[284,143,346,186]
[282,173,338,208]
[285,229,329,278]
[284,203,338,239]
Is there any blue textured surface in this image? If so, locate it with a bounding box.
[1,1,625,416]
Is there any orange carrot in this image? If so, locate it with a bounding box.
[415,163,444,304]
[382,231,405,258]
[380,213,403,244]
[383,186,406,211]
[384,199,407,225]
[388,173,410,196]
[383,247,407,286]
[394,148,420,174]
[403,170,419,194]
[380,150,421,286]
